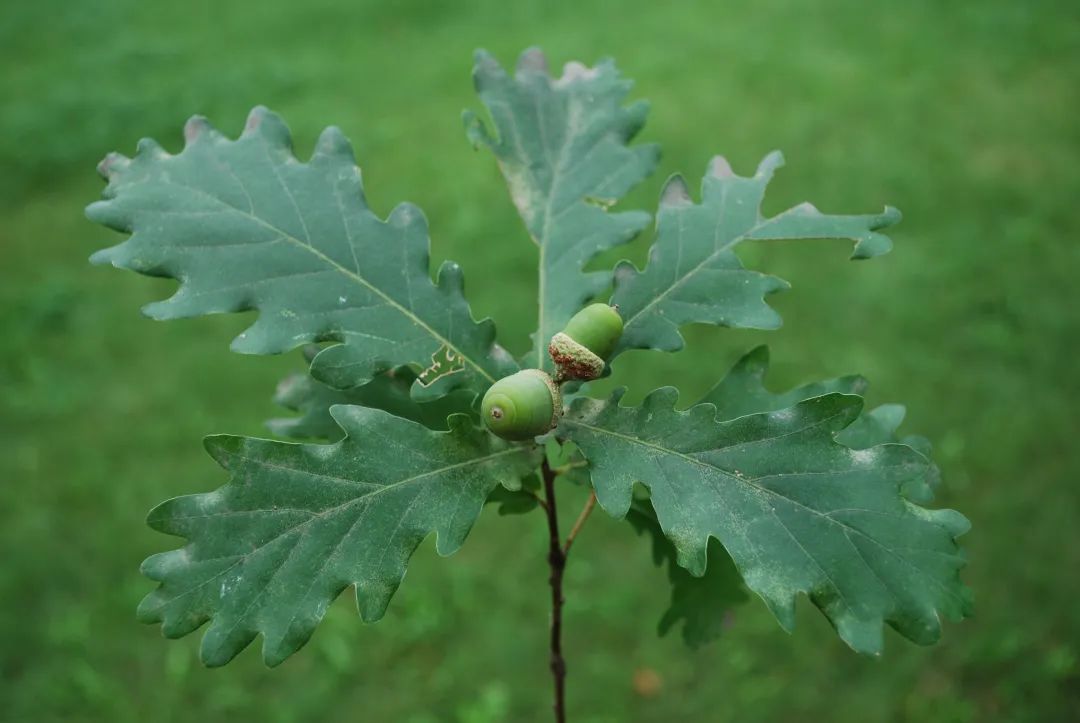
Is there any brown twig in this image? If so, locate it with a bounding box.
[563,491,596,556]
[540,458,567,723]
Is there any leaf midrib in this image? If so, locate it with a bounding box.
[620,201,810,330]
[147,445,527,610]
[151,176,496,383]
[533,97,578,368]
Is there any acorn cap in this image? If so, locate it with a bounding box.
[548,332,605,381]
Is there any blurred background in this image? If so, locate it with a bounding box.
[2,1,1078,721]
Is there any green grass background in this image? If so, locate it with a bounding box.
[2,0,1078,720]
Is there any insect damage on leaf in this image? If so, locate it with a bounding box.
[268,351,477,441]
[417,344,467,387]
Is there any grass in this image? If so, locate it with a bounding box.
[2,0,1079,720]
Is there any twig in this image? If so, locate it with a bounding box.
[562,491,596,556]
[540,458,567,723]
[525,489,549,512]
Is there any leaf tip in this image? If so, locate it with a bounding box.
[760,592,797,634]
[435,259,465,293]
[87,242,116,266]
[203,434,243,465]
[558,60,600,86]
[850,374,871,396]
[95,151,130,180]
[817,392,866,428]
[313,125,354,160]
[878,205,903,229]
[183,115,215,146]
[619,99,651,140]
[757,150,786,177]
[355,581,396,623]
[326,403,365,433]
[472,47,496,67]
[199,634,249,669]
[850,234,894,261]
[387,201,427,232]
[834,616,886,656]
[515,46,549,77]
[659,174,692,209]
[134,591,163,624]
[135,137,169,160]
[706,155,734,179]
[243,106,292,147]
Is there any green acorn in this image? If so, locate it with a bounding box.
[548,303,624,381]
[481,369,561,441]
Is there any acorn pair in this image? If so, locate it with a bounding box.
[481,304,623,440]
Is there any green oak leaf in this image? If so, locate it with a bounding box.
[88,107,516,400]
[631,344,937,648]
[559,388,971,654]
[698,344,868,420]
[465,48,660,369]
[610,153,900,356]
[627,498,747,648]
[269,350,477,441]
[137,407,541,667]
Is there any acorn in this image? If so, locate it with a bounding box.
[548,303,624,381]
[481,369,561,441]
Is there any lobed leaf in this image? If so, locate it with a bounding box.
[88,107,516,400]
[610,153,900,357]
[137,407,541,667]
[466,48,659,369]
[560,388,971,654]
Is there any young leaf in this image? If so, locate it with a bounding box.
[610,153,900,356]
[559,389,971,655]
[269,357,477,441]
[627,499,747,648]
[88,107,516,400]
[137,407,541,667]
[465,48,660,369]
